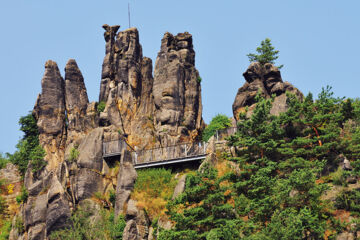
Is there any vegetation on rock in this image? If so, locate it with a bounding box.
[132,168,178,220]
[160,87,360,239]
[247,38,283,69]
[50,206,126,240]
[202,114,232,142]
[8,113,46,176]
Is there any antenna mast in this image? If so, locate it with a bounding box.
[128,3,131,28]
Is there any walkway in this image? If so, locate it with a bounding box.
[103,140,208,169]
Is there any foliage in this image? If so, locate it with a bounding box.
[197,76,202,83]
[247,38,283,69]
[50,207,125,240]
[0,220,11,240]
[202,114,232,142]
[0,196,5,215]
[109,190,116,207]
[0,153,9,170]
[14,216,24,234]
[8,113,46,176]
[97,101,106,113]
[335,189,360,213]
[16,186,28,204]
[160,164,238,239]
[161,87,358,239]
[133,168,177,220]
[69,146,80,162]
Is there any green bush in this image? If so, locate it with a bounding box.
[109,190,116,207]
[97,101,106,113]
[0,196,5,215]
[197,76,202,83]
[69,147,80,162]
[335,189,360,213]
[8,113,47,176]
[202,114,232,142]
[16,186,28,204]
[14,216,24,234]
[0,220,11,240]
[50,208,125,240]
[0,153,9,170]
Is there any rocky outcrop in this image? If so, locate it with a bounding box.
[99,26,156,150]
[64,59,89,133]
[153,32,203,146]
[232,62,303,120]
[33,60,66,170]
[15,25,205,240]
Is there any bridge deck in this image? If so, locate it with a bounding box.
[103,140,208,169]
[133,154,207,169]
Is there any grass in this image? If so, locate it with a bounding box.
[0,220,11,240]
[132,168,178,221]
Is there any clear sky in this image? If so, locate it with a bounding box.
[1,0,360,153]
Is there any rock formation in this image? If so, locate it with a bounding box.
[13,25,204,240]
[153,32,204,146]
[232,62,303,120]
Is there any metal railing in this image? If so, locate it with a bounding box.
[215,127,238,141]
[131,142,207,165]
[103,139,207,165]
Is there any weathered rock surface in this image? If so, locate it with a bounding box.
[65,59,89,133]
[16,25,205,240]
[153,32,203,146]
[115,149,137,217]
[232,62,303,120]
[172,174,187,200]
[33,60,66,170]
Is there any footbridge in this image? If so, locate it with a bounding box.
[102,127,238,169]
[103,140,208,169]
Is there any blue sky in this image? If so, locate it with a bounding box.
[1,0,360,153]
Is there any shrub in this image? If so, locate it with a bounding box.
[202,114,232,142]
[8,113,47,176]
[0,196,5,215]
[97,101,106,113]
[109,190,116,207]
[50,208,125,240]
[196,76,202,83]
[0,153,9,170]
[16,186,28,204]
[335,189,360,213]
[132,168,177,220]
[0,220,11,240]
[69,147,80,162]
[14,216,24,234]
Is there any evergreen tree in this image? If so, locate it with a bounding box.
[247,38,283,69]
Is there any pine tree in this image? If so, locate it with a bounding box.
[247,38,283,69]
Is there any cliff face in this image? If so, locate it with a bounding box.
[153,32,203,146]
[232,62,303,120]
[12,26,204,240]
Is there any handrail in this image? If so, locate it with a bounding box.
[103,140,208,165]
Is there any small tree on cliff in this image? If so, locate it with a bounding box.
[247,38,283,69]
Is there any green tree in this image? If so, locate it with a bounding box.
[247,38,283,69]
[9,112,46,176]
[160,165,238,240]
[202,114,232,142]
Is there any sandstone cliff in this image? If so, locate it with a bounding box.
[11,25,204,240]
[232,62,303,120]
